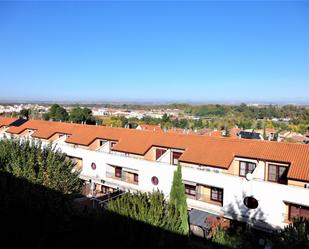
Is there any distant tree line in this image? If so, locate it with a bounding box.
[42,104,101,125]
[11,103,308,134]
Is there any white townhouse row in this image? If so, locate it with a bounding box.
[0,117,309,231]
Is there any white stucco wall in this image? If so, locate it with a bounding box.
[55,143,309,230]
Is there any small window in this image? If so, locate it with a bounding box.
[115,167,122,178]
[156,148,167,160]
[151,176,159,185]
[239,161,256,177]
[185,184,196,197]
[211,187,223,202]
[134,174,139,183]
[111,142,117,148]
[172,152,182,165]
[99,140,105,147]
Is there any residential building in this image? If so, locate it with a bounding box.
[1,117,309,231]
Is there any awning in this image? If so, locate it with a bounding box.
[189,209,219,229]
[183,180,197,186]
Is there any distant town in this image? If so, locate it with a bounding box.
[1,102,308,144]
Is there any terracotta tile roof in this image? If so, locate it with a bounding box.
[2,117,309,182]
[138,124,162,132]
[0,117,18,128]
[230,127,240,138]
[166,128,195,135]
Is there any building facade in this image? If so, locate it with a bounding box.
[1,117,309,231]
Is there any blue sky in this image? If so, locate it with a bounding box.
[0,1,308,103]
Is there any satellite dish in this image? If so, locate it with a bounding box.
[246,173,253,181]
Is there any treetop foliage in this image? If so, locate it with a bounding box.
[0,138,82,194]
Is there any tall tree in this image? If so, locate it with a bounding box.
[169,163,189,235]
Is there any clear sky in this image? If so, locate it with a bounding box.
[0,1,308,103]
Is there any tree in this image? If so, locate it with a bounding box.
[256,120,263,130]
[273,217,309,249]
[223,125,230,137]
[263,126,267,140]
[193,118,204,129]
[20,109,31,119]
[0,139,82,194]
[43,104,69,121]
[169,163,189,235]
[107,191,167,228]
[162,113,170,123]
[69,107,96,124]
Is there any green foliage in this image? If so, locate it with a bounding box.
[169,164,189,235]
[193,118,204,129]
[162,113,170,123]
[69,106,96,124]
[107,190,187,236]
[212,227,241,249]
[262,126,266,140]
[0,139,82,194]
[108,191,166,228]
[43,104,69,121]
[20,108,31,119]
[272,217,309,249]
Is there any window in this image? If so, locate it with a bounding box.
[91,162,96,170]
[289,204,309,221]
[239,161,256,177]
[185,184,196,197]
[151,176,159,185]
[211,187,223,202]
[110,141,116,148]
[268,164,288,184]
[134,174,139,183]
[156,148,167,160]
[99,140,105,146]
[172,152,182,165]
[115,167,122,178]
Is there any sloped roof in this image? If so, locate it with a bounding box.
[138,124,162,132]
[0,117,18,128]
[2,117,309,182]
